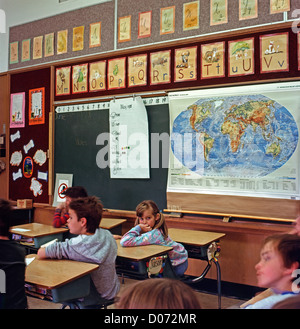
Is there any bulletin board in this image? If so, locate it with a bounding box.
[9,68,51,203]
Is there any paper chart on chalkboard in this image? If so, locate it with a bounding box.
[109,96,149,179]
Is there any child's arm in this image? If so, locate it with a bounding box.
[52,207,69,228]
[37,247,47,259]
[120,225,163,247]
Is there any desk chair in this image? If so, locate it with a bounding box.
[61,279,115,309]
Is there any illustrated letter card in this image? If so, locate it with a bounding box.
[228,38,254,77]
[108,57,126,90]
[183,1,199,31]
[56,66,71,96]
[128,54,147,87]
[174,46,197,82]
[89,61,106,92]
[150,50,171,85]
[29,88,45,125]
[201,42,225,79]
[72,63,88,94]
[260,32,289,73]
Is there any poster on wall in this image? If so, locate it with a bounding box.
[10,92,25,128]
[150,50,171,85]
[168,81,300,200]
[109,96,149,179]
[138,11,152,38]
[174,46,197,82]
[210,0,228,26]
[72,63,88,94]
[73,26,84,52]
[183,1,199,31]
[52,173,73,207]
[29,87,45,125]
[21,39,31,62]
[201,41,225,79]
[118,16,131,43]
[160,6,175,35]
[89,22,101,48]
[260,32,289,73]
[228,38,255,77]
[128,54,147,87]
[108,57,126,90]
[89,60,106,92]
[56,66,71,96]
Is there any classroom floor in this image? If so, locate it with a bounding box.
[26,277,246,309]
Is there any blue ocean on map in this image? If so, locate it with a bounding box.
[171,95,299,177]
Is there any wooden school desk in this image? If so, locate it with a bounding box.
[116,240,174,280]
[100,218,126,235]
[25,254,99,303]
[10,223,68,250]
[168,228,225,309]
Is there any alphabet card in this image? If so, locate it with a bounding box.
[174,46,197,82]
[150,50,171,85]
[89,60,106,92]
[260,32,289,73]
[270,0,290,14]
[201,41,225,79]
[72,63,88,94]
[298,32,300,70]
[128,54,147,87]
[228,38,254,77]
[56,66,71,96]
[108,57,126,90]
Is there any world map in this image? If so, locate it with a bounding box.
[171,95,299,178]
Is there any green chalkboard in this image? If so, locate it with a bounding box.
[54,104,169,211]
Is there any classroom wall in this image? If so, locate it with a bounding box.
[0,0,112,73]
[0,73,9,199]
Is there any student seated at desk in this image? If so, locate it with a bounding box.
[242,234,300,309]
[120,200,188,277]
[0,199,27,309]
[52,186,88,228]
[38,196,120,307]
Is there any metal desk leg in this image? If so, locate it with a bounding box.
[213,258,221,309]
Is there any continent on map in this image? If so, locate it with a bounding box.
[220,100,274,153]
[199,132,214,161]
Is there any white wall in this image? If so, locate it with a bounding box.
[0,0,112,73]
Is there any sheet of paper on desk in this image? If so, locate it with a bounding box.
[25,257,35,266]
[11,228,31,232]
[41,238,58,248]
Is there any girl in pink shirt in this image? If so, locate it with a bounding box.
[120,200,188,277]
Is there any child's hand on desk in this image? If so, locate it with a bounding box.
[139,223,152,233]
[37,248,47,259]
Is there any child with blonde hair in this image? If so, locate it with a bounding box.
[120,200,188,276]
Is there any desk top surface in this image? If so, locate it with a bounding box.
[10,223,68,238]
[100,218,126,229]
[168,228,225,246]
[116,240,173,261]
[25,255,99,289]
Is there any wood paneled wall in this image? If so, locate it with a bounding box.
[0,73,9,200]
